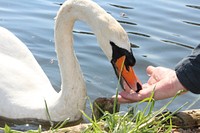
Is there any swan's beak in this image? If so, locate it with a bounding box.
[112,55,142,93]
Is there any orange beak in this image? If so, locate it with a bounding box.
[113,55,142,92]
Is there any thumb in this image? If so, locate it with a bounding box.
[146,66,156,76]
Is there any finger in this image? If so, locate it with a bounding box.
[117,95,134,103]
[112,94,133,103]
[119,91,141,102]
[147,76,157,85]
[146,66,156,76]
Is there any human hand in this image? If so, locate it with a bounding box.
[117,66,188,103]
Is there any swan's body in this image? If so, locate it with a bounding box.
[0,0,140,123]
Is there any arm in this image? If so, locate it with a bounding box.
[175,44,200,94]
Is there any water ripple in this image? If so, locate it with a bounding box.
[117,20,137,25]
[73,30,141,49]
[130,43,139,48]
[128,32,151,38]
[109,3,133,9]
[183,20,200,27]
[73,30,94,36]
[161,40,194,49]
[186,5,200,10]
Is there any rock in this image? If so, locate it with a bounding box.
[92,97,120,120]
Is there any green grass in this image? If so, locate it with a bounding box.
[81,89,187,133]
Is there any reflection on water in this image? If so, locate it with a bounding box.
[0,0,200,131]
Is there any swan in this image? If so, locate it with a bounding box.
[0,0,141,123]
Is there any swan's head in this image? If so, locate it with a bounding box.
[109,41,142,93]
[95,16,142,92]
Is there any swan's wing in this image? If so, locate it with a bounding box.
[0,27,54,97]
[0,27,43,73]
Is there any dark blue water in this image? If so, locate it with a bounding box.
[0,0,200,130]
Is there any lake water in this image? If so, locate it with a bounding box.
[0,0,200,131]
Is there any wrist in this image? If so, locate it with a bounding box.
[174,73,188,92]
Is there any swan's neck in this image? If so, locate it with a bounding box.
[53,1,92,118]
[54,1,111,99]
[55,14,87,108]
[55,15,82,94]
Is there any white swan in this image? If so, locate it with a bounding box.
[0,0,141,123]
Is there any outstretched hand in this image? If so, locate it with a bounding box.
[117,66,188,103]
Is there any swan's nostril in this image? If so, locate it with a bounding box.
[136,82,142,93]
